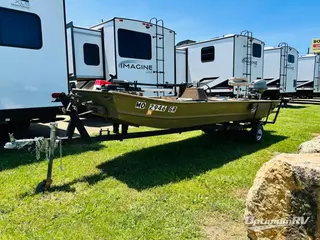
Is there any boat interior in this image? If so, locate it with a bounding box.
[153,78,260,102]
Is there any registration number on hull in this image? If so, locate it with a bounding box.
[149,104,167,112]
[135,101,178,113]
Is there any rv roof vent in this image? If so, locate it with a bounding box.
[264,46,275,50]
[223,34,235,37]
[176,39,196,46]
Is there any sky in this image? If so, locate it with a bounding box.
[65,0,319,55]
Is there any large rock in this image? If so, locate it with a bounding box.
[298,136,320,154]
[245,154,320,240]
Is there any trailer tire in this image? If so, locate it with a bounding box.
[250,123,263,143]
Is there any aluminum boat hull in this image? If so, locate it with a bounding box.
[74,90,280,129]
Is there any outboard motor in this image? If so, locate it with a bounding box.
[248,79,267,99]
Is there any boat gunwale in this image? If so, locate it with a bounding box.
[73,89,281,104]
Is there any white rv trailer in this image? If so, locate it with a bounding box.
[263,43,298,98]
[67,18,176,95]
[297,54,320,97]
[0,0,68,132]
[176,31,265,96]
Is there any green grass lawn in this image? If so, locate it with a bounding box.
[0,104,319,239]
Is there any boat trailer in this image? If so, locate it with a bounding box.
[4,92,282,193]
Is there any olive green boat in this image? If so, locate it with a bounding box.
[73,87,280,129]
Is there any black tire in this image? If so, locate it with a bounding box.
[8,120,30,133]
[250,123,264,143]
[0,124,9,144]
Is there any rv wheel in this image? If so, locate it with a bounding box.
[0,124,9,143]
[9,120,30,133]
[250,123,263,143]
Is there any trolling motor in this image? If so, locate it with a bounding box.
[248,79,268,99]
[227,78,267,99]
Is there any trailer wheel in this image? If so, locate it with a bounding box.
[250,123,264,143]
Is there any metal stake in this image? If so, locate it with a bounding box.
[46,123,57,182]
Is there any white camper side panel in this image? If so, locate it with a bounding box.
[297,56,316,90]
[264,47,298,93]
[314,55,320,93]
[234,36,264,81]
[113,19,175,86]
[282,47,298,93]
[100,21,117,79]
[183,37,234,92]
[0,0,68,110]
[263,49,281,81]
[71,28,104,79]
[162,28,175,85]
[114,19,156,84]
[176,49,187,83]
[67,27,74,76]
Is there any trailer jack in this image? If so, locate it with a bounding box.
[35,123,60,193]
[4,122,61,193]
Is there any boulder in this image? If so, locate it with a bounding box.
[244,153,320,240]
[298,136,320,154]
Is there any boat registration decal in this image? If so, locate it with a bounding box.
[135,101,147,109]
[136,101,178,114]
[168,106,178,113]
[149,104,167,112]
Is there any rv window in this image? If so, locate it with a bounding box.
[0,7,42,50]
[83,43,100,66]
[118,29,152,60]
[288,54,295,63]
[201,46,215,62]
[252,43,262,58]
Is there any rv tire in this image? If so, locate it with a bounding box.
[9,120,31,133]
[0,124,9,143]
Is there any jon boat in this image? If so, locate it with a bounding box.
[73,79,280,130]
[4,79,281,193]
